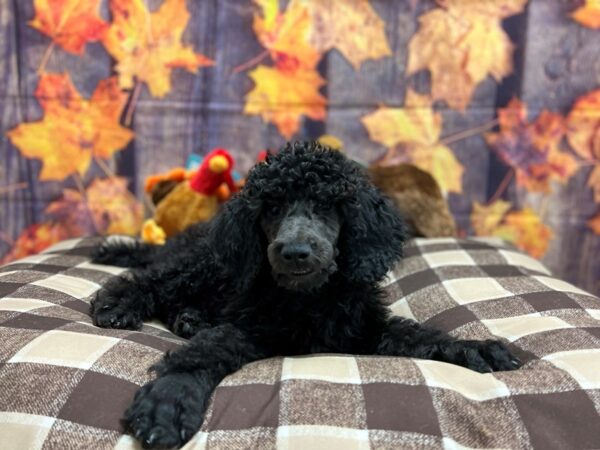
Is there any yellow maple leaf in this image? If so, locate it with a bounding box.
[254,0,279,29]
[361,92,441,148]
[86,178,143,235]
[470,201,552,258]
[440,0,529,17]
[588,212,600,235]
[6,73,133,181]
[102,0,214,97]
[7,122,92,181]
[410,145,464,194]
[361,90,464,193]
[29,0,108,54]
[407,0,527,111]
[253,0,320,70]
[288,0,391,69]
[244,65,326,139]
[470,200,512,236]
[571,0,600,29]
[45,177,142,235]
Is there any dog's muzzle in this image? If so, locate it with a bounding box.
[268,239,336,291]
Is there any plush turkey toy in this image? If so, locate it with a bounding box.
[142,148,238,244]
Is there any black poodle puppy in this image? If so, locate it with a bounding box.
[90,141,520,449]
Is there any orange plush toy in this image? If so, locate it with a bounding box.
[142,149,238,244]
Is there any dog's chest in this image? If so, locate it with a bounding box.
[245,294,369,355]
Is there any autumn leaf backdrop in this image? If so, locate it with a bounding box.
[1,0,599,295]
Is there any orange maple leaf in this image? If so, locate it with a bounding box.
[102,0,214,97]
[0,223,69,264]
[1,177,142,263]
[588,212,600,235]
[361,90,464,193]
[567,89,600,160]
[6,73,133,181]
[253,0,321,71]
[246,0,327,137]
[588,165,600,203]
[407,0,527,111]
[501,208,553,259]
[470,201,553,259]
[567,89,600,201]
[288,0,391,69]
[571,0,600,29]
[244,65,326,139]
[29,0,108,54]
[485,98,579,193]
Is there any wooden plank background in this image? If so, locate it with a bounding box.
[1,0,599,295]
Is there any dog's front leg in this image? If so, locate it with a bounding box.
[90,270,155,330]
[376,317,521,373]
[91,249,216,332]
[125,324,265,448]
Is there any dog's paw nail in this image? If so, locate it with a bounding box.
[181,429,189,442]
[101,304,112,310]
[145,433,157,446]
[511,358,521,367]
[483,366,493,373]
[134,429,144,439]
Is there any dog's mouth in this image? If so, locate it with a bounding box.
[289,268,314,277]
[272,261,338,292]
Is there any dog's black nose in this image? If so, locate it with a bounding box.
[281,243,312,262]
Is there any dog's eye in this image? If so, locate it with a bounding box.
[265,204,282,217]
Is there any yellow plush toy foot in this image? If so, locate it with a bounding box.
[142,219,167,245]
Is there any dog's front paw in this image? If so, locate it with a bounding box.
[126,373,206,449]
[91,236,138,267]
[91,285,142,330]
[442,339,521,373]
[92,239,117,265]
[172,308,210,339]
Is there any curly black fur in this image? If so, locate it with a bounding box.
[90,141,521,449]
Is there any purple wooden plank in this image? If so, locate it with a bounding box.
[514,0,600,295]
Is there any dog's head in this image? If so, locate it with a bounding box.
[261,196,341,291]
[210,141,407,292]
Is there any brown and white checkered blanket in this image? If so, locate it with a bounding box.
[1,237,599,449]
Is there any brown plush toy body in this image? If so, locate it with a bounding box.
[369,163,457,238]
[153,182,219,237]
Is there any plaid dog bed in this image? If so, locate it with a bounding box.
[0,237,599,449]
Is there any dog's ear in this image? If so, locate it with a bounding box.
[338,184,407,284]
[209,195,264,291]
